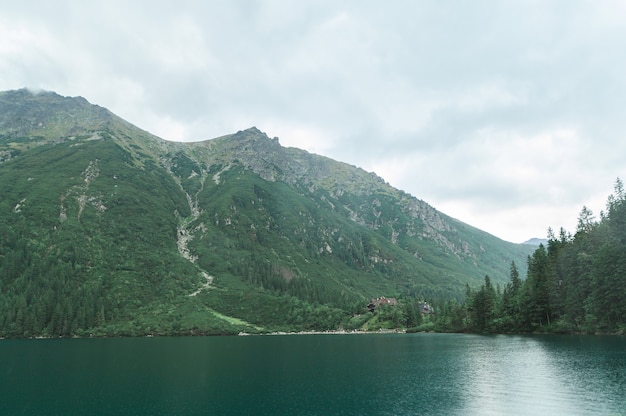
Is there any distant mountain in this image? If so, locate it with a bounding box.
[0,89,534,337]
[522,238,549,246]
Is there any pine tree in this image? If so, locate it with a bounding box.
[523,245,552,328]
[469,275,496,332]
[501,261,522,330]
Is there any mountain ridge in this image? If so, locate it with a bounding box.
[0,88,533,337]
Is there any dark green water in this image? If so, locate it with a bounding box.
[1,333,624,415]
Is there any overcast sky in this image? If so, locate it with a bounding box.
[2,1,626,243]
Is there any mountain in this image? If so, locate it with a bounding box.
[521,238,549,246]
[0,89,533,337]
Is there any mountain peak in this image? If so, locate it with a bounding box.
[241,126,263,135]
[0,88,111,139]
[521,237,548,246]
[232,126,279,144]
[1,88,90,106]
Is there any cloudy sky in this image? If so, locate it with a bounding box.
[2,1,626,243]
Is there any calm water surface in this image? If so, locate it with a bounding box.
[1,333,624,415]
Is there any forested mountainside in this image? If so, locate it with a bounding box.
[424,179,626,335]
[0,89,532,337]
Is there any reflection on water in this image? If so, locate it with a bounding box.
[0,334,624,415]
[539,336,626,413]
[383,334,626,416]
[460,336,607,415]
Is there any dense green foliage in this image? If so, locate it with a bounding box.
[427,179,626,335]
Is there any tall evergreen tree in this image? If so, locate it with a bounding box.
[523,245,552,328]
[469,275,496,332]
[501,261,522,329]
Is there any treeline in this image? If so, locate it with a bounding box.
[431,178,626,334]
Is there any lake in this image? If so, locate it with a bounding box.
[1,333,624,415]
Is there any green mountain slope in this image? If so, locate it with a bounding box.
[0,89,533,337]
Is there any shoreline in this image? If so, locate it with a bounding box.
[238,328,407,336]
[2,328,624,340]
